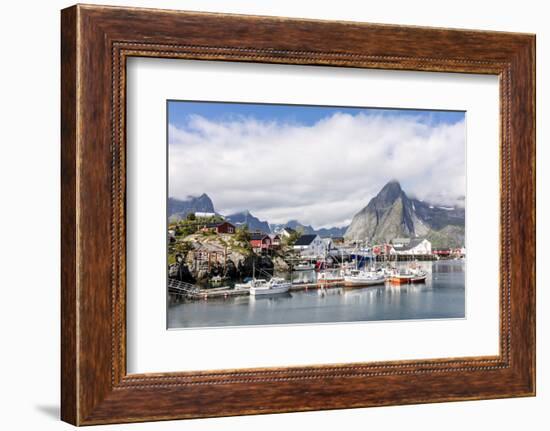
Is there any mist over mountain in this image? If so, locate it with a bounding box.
[344,180,465,248]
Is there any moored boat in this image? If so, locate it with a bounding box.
[234,278,267,290]
[410,273,427,283]
[388,268,427,284]
[343,270,386,287]
[388,273,415,284]
[250,277,291,296]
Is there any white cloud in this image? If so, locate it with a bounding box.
[169,112,465,229]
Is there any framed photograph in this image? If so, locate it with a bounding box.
[61,4,535,425]
[165,101,467,330]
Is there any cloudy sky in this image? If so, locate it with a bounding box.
[168,101,465,229]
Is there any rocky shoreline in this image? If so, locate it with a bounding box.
[168,232,292,286]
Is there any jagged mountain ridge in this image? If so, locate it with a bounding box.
[225,211,271,233]
[168,194,215,222]
[270,220,347,237]
[344,181,465,248]
[168,195,347,236]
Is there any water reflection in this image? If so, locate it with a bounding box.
[168,260,465,329]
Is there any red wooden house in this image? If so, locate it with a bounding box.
[202,221,236,234]
[249,232,272,252]
[372,243,395,256]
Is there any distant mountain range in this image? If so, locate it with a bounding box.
[168,182,465,247]
[344,180,465,248]
[225,211,271,233]
[167,195,346,236]
[270,220,347,238]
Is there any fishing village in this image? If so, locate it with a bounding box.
[167,214,465,303]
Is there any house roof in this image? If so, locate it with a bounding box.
[397,238,429,250]
[294,234,318,246]
[282,227,296,233]
[391,237,411,245]
[250,232,269,240]
[204,222,222,228]
[204,221,234,228]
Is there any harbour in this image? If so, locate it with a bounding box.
[167,260,465,328]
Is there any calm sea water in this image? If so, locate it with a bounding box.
[167,260,465,329]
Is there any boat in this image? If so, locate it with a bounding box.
[344,270,386,287]
[388,272,415,284]
[250,277,291,296]
[237,260,291,295]
[409,267,428,283]
[410,273,427,283]
[388,267,427,284]
[408,263,428,283]
[234,278,267,290]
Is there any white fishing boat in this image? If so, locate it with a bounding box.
[409,267,428,283]
[388,266,427,284]
[237,262,290,295]
[234,278,267,290]
[343,244,386,287]
[344,270,386,287]
[250,277,291,296]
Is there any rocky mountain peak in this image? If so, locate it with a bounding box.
[225,210,271,233]
[374,180,404,206]
[344,181,465,248]
[168,193,215,221]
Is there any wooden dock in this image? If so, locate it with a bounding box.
[168,277,345,302]
[289,281,344,291]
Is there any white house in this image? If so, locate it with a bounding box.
[194,211,217,218]
[293,234,325,257]
[392,238,432,255]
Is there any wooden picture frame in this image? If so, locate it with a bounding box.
[61,4,535,425]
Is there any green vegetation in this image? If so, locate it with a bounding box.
[282,230,301,246]
[229,226,253,255]
[168,240,194,265]
[234,225,251,243]
[170,214,225,239]
[177,224,196,237]
[425,225,465,249]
